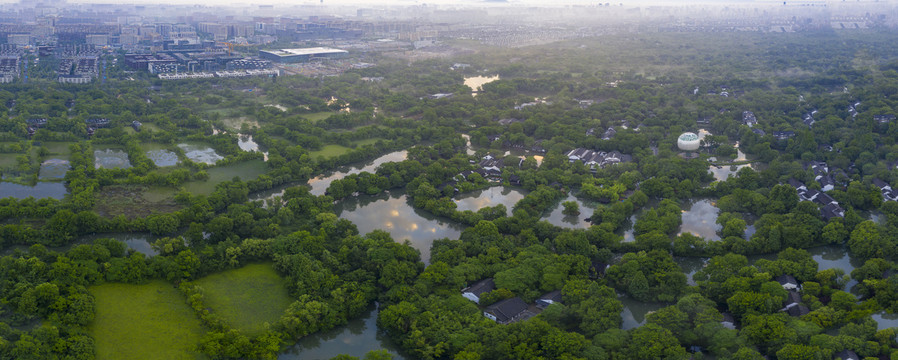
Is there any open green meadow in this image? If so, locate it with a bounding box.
[41,141,74,156]
[0,153,18,168]
[182,160,268,195]
[193,263,292,335]
[88,281,206,360]
[301,111,335,123]
[309,144,351,159]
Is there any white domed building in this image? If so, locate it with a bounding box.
[678,132,701,151]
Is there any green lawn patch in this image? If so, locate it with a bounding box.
[88,281,206,360]
[141,123,163,132]
[143,186,177,202]
[301,111,334,123]
[193,263,292,335]
[0,153,19,168]
[41,141,74,155]
[310,144,351,159]
[182,160,268,196]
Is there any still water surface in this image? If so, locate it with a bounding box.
[309,151,408,196]
[335,190,464,263]
[94,149,131,169]
[280,305,406,360]
[454,186,527,217]
[678,199,721,241]
[0,181,67,199]
[541,194,597,229]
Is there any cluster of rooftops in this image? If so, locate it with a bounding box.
[457,269,867,358]
[737,106,894,142]
[565,148,632,171]
[788,178,845,220]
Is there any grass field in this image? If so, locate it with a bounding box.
[182,160,268,195]
[310,144,351,159]
[141,123,163,132]
[0,153,18,168]
[41,141,74,155]
[194,263,292,335]
[301,111,335,123]
[88,281,207,360]
[143,186,177,202]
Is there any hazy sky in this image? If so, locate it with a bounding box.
[56,0,631,7]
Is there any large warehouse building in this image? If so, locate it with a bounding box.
[258,47,348,63]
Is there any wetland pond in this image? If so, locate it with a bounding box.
[335,190,463,264]
[678,199,721,241]
[94,149,131,169]
[454,186,527,216]
[541,194,597,229]
[2,232,158,256]
[38,159,69,179]
[619,294,667,330]
[280,305,405,360]
[78,232,160,256]
[307,150,408,196]
[250,150,409,203]
[709,149,755,181]
[0,181,67,199]
[144,144,179,167]
[178,143,224,165]
[237,134,268,161]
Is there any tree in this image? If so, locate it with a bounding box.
[146,214,180,235]
[848,221,890,259]
[562,201,580,216]
[627,324,689,359]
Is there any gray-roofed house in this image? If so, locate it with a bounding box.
[601,127,616,140]
[497,118,523,126]
[874,115,895,125]
[721,313,736,329]
[782,291,802,311]
[462,278,495,304]
[815,192,837,206]
[873,178,891,191]
[484,297,530,324]
[536,290,563,309]
[818,175,835,192]
[822,202,846,220]
[776,275,799,290]
[773,131,796,140]
[786,304,810,317]
[872,179,898,201]
[479,155,503,172]
[742,111,758,127]
[834,350,859,360]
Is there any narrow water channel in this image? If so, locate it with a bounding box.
[279,305,406,360]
